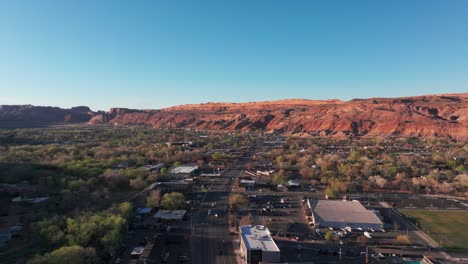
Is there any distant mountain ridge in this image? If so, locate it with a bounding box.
[0,105,94,128]
[1,93,467,140]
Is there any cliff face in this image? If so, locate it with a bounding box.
[88,94,468,140]
[0,105,93,128]
[1,94,466,139]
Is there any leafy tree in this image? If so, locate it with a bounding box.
[100,169,128,190]
[129,177,146,190]
[117,202,134,221]
[28,245,98,264]
[324,231,334,241]
[32,216,66,248]
[455,165,465,174]
[395,234,411,245]
[356,235,369,245]
[66,213,127,252]
[229,194,248,208]
[325,187,337,199]
[146,190,161,208]
[161,192,185,210]
[272,174,287,185]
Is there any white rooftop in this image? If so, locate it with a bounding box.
[131,246,144,255]
[170,165,198,174]
[288,180,301,186]
[239,225,280,252]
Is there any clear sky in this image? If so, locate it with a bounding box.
[1,1,467,111]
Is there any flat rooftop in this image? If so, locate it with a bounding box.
[170,165,198,174]
[309,199,383,225]
[239,225,280,252]
[153,210,186,220]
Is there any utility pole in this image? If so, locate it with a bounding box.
[366,246,369,264]
[339,246,342,263]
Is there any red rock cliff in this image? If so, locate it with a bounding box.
[88,94,468,140]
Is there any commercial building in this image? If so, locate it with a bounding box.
[240,179,256,190]
[307,199,383,229]
[239,225,280,264]
[153,210,186,221]
[169,165,199,178]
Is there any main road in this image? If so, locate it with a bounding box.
[191,169,241,264]
[191,149,255,264]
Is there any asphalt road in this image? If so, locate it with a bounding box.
[191,170,241,264]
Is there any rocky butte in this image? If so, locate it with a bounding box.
[0,93,466,140]
[88,93,468,140]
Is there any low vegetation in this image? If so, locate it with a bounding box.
[400,209,468,251]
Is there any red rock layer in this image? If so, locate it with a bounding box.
[88,94,468,140]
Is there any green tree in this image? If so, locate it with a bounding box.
[272,174,287,185]
[66,213,127,251]
[325,187,337,199]
[455,165,465,174]
[32,216,66,248]
[324,231,334,241]
[161,192,185,210]
[28,245,98,264]
[230,193,248,208]
[117,202,134,221]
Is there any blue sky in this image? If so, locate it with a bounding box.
[1,0,467,111]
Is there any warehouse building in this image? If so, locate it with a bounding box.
[307,199,383,229]
[239,225,280,264]
[169,165,199,178]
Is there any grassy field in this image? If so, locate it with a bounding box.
[400,209,468,252]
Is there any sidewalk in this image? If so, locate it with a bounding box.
[232,238,244,264]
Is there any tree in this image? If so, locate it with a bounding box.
[272,174,287,185]
[32,216,66,248]
[28,245,98,264]
[129,177,146,190]
[369,175,388,188]
[395,234,411,245]
[146,190,161,208]
[100,169,128,190]
[65,213,127,252]
[325,187,337,199]
[229,194,248,208]
[356,235,369,246]
[324,231,334,241]
[117,202,134,221]
[161,192,185,210]
[160,167,168,176]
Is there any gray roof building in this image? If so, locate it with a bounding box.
[307,199,383,229]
